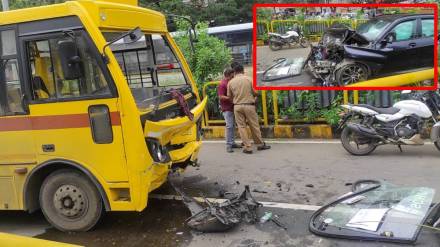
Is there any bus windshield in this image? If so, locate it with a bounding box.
[102,31,189,109]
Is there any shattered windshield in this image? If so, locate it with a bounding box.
[102,31,189,110]
[310,180,436,243]
[356,19,392,41]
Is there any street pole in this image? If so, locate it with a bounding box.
[1,0,9,11]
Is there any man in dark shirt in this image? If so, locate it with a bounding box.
[218,68,241,153]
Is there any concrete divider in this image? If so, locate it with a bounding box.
[203,124,333,139]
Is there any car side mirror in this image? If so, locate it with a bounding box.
[58,38,83,80]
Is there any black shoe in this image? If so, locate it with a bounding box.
[243,149,253,154]
[257,144,271,151]
[227,146,234,153]
[231,143,242,149]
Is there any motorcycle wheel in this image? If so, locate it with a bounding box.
[341,127,377,156]
[434,141,440,151]
[299,37,309,48]
[269,39,282,51]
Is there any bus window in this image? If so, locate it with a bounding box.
[0,30,25,115]
[27,32,111,101]
[152,35,187,87]
[103,32,188,109]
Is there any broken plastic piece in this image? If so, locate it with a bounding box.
[262,58,305,81]
[259,212,273,223]
[170,181,262,233]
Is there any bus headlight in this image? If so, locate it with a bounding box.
[146,138,170,163]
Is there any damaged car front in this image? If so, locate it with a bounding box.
[306,14,434,86]
[306,25,371,86]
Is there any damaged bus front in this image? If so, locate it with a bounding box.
[103,31,206,175]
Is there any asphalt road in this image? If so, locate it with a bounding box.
[1,141,440,247]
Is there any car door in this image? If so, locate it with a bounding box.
[0,27,36,210]
[417,17,435,67]
[378,18,418,73]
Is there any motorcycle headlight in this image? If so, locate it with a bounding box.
[146,138,170,163]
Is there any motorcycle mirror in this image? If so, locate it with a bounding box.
[402,90,412,94]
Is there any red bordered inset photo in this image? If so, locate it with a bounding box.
[253,3,438,91]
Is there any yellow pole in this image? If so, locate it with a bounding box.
[353,90,359,104]
[261,90,268,127]
[272,90,279,125]
[343,90,349,104]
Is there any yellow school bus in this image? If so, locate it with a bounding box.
[0,0,206,231]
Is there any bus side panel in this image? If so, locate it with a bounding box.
[29,99,128,183]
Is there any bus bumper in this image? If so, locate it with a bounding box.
[169,140,202,169]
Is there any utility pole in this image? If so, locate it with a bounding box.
[1,0,9,11]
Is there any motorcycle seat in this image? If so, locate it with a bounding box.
[356,104,400,115]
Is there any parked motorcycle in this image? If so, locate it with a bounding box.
[339,90,440,155]
[268,26,309,51]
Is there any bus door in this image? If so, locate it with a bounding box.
[20,29,128,182]
[0,28,36,210]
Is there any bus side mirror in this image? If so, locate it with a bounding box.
[58,39,83,80]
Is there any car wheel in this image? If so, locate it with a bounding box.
[39,169,103,232]
[336,63,368,86]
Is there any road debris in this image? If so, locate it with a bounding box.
[252,189,268,194]
[276,182,282,191]
[306,184,315,188]
[271,216,288,230]
[170,178,262,232]
[259,212,273,223]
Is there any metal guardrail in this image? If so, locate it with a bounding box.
[257,21,270,40]
[257,19,370,42]
[202,67,436,127]
[270,20,302,34]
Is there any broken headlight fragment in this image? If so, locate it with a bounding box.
[309,180,439,244]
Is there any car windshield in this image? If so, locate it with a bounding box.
[356,19,392,41]
[310,180,437,243]
[102,31,189,110]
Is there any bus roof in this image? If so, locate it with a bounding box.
[0,0,168,33]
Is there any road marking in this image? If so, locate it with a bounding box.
[150,194,321,211]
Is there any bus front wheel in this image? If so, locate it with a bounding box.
[40,169,103,232]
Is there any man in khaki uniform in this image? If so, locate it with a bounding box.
[227,64,270,154]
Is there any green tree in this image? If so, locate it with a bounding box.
[174,21,232,90]
[8,0,65,10]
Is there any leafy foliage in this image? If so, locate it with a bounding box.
[8,0,65,10]
[279,92,343,126]
[174,21,232,90]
